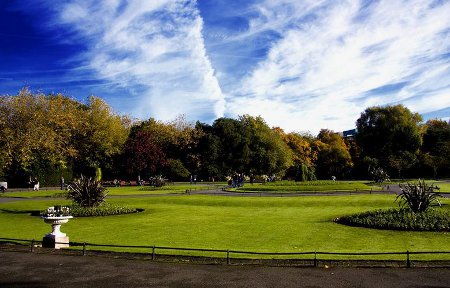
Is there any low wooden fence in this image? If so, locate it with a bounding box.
[1,237,449,268]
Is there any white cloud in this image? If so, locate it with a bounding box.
[36,0,450,132]
[48,0,225,122]
[225,0,450,134]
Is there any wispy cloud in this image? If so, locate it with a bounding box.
[6,0,449,133]
[222,0,450,133]
[42,0,225,122]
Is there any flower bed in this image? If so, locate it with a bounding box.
[335,208,450,231]
[69,203,142,217]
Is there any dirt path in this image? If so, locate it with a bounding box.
[1,250,449,288]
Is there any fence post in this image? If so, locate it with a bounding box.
[30,239,34,252]
[82,242,87,256]
[227,250,230,265]
[152,245,155,260]
[406,250,411,268]
[314,252,317,267]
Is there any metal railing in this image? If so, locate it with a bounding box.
[1,237,449,268]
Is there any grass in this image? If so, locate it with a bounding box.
[1,189,66,198]
[1,183,221,198]
[235,180,373,193]
[0,193,449,260]
[434,182,450,193]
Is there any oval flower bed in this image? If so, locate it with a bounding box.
[335,208,450,231]
[69,203,143,217]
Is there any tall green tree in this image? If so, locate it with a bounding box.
[72,96,130,177]
[0,89,83,185]
[0,89,130,185]
[240,115,292,176]
[421,119,450,178]
[355,105,422,178]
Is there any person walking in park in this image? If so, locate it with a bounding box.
[33,177,39,191]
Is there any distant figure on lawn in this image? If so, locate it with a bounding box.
[60,176,65,190]
[32,178,39,191]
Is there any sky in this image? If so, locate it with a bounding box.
[1,0,449,134]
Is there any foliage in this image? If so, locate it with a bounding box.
[165,159,190,180]
[388,151,417,179]
[355,105,422,177]
[95,167,102,181]
[274,128,318,181]
[149,175,167,187]
[420,119,450,178]
[0,89,130,186]
[369,167,390,183]
[316,129,353,178]
[396,180,442,213]
[237,180,371,192]
[1,90,450,185]
[123,130,168,177]
[240,115,293,176]
[195,116,292,178]
[336,208,450,231]
[69,203,139,217]
[75,96,130,172]
[293,163,316,181]
[40,205,71,217]
[67,175,107,207]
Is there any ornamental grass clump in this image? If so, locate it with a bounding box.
[396,179,442,213]
[67,175,107,207]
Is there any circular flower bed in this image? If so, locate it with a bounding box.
[335,208,450,231]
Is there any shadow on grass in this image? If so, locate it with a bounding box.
[0,209,41,216]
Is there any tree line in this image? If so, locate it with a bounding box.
[0,89,449,186]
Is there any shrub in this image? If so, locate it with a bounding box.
[370,167,390,183]
[69,203,141,217]
[336,208,450,231]
[67,175,107,207]
[396,179,442,213]
[149,175,167,187]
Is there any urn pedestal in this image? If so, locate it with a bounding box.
[41,216,73,249]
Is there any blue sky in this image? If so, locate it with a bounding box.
[1,0,449,134]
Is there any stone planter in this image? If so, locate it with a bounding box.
[41,216,73,249]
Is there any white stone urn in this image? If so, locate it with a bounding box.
[41,206,73,249]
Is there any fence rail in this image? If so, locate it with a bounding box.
[1,237,449,268]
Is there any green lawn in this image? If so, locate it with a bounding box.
[381,180,450,193]
[235,180,373,193]
[431,182,450,193]
[0,194,449,260]
[1,189,66,198]
[1,184,221,198]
